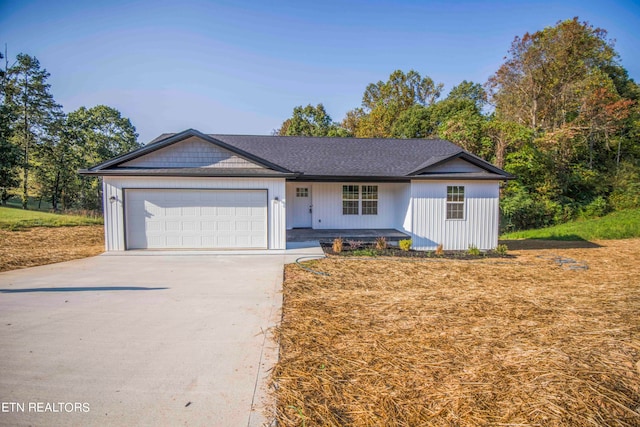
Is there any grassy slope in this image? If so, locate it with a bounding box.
[0,206,103,230]
[501,208,640,241]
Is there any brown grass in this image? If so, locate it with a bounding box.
[0,226,104,272]
[272,239,640,426]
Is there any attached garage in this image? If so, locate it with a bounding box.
[124,189,268,249]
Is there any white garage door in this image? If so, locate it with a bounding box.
[125,189,267,249]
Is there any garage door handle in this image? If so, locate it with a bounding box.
[309,206,312,214]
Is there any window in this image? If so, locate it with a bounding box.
[342,185,378,215]
[361,185,378,215]
[446,186,465,219]
[296,187,309,197]
[342,185,359,215]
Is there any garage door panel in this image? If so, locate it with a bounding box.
[182,221,198,232]
[125,189,267,249]
[201,206,216,216]
[201,221,216,231]
[182,207,198,216]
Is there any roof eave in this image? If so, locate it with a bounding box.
[288,175,411,182]
[78,169,297,178]
[408,173,515,181]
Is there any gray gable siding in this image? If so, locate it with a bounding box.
[120,136,264,169]
[421,158,486,174]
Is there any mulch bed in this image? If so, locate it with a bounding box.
[271,239,640,426]
[320,242,511,259]
[0,226,104,272]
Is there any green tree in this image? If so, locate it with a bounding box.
[484,117,533,168]
[446,80,487,110]
[390,105,435,138]
[488,18,638,227]
[487,18,618,133]
[67,105,139,209]
[0,49,20,204]
[0,104,20,204]
[4,54,62,209]
[391,97,490,158]
[347,70,443,138]
[32,116,77,210]
[438,107,489,157]
[276,103,349,137]
[362,69,442,111]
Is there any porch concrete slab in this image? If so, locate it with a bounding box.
[287,228,409,242]
[0,254,283,426]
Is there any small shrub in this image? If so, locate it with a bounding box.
[435,244,444,256]
[351,248,378,257]
[346,240,364,249]
[332,237,343,253]
[495,244,508,256]
[399,239,412,251]
[609,191,640,211]
[579,196,609,219]
[467,244,481,256]
[375,236,387,250]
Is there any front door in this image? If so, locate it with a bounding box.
[292,186,312,228]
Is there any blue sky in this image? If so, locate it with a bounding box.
[2,0,639,143]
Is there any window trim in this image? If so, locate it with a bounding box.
[361,185,378,215]
[342,185,359,215]
[446,185,465,220]
[295,187,309,198]
[342,184,378,216]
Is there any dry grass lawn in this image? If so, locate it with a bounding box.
[273,239,640,426]
[0,226,104,272]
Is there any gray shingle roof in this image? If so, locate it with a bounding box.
[209,134,464,177]
[82,129,514,180]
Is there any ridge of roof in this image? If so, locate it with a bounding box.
[146,133,176,144]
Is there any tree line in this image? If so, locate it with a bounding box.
[0,52,140,212]
[276,18,640,231]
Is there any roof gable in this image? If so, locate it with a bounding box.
[120,136,264,169]
[418,158,484,174]
[409,152,513,179]
[85,129,291,173]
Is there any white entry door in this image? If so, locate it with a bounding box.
[125,189,267,249]
[291,186,312,228]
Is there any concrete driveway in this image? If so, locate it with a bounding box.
[0,253,284,427]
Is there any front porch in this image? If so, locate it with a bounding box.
[287,228,410,243]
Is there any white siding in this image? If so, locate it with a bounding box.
[297,182,410,230]
[120,136,263,169]
[411,181,500,251]
[395,183,412,233]
[425,158,485,173]
[285,183,297,229]
[102,177,286,250]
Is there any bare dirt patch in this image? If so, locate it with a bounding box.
[273,239,640,426]
[0,226,104,272]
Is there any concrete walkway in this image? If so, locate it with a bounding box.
[0,254,284,427]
